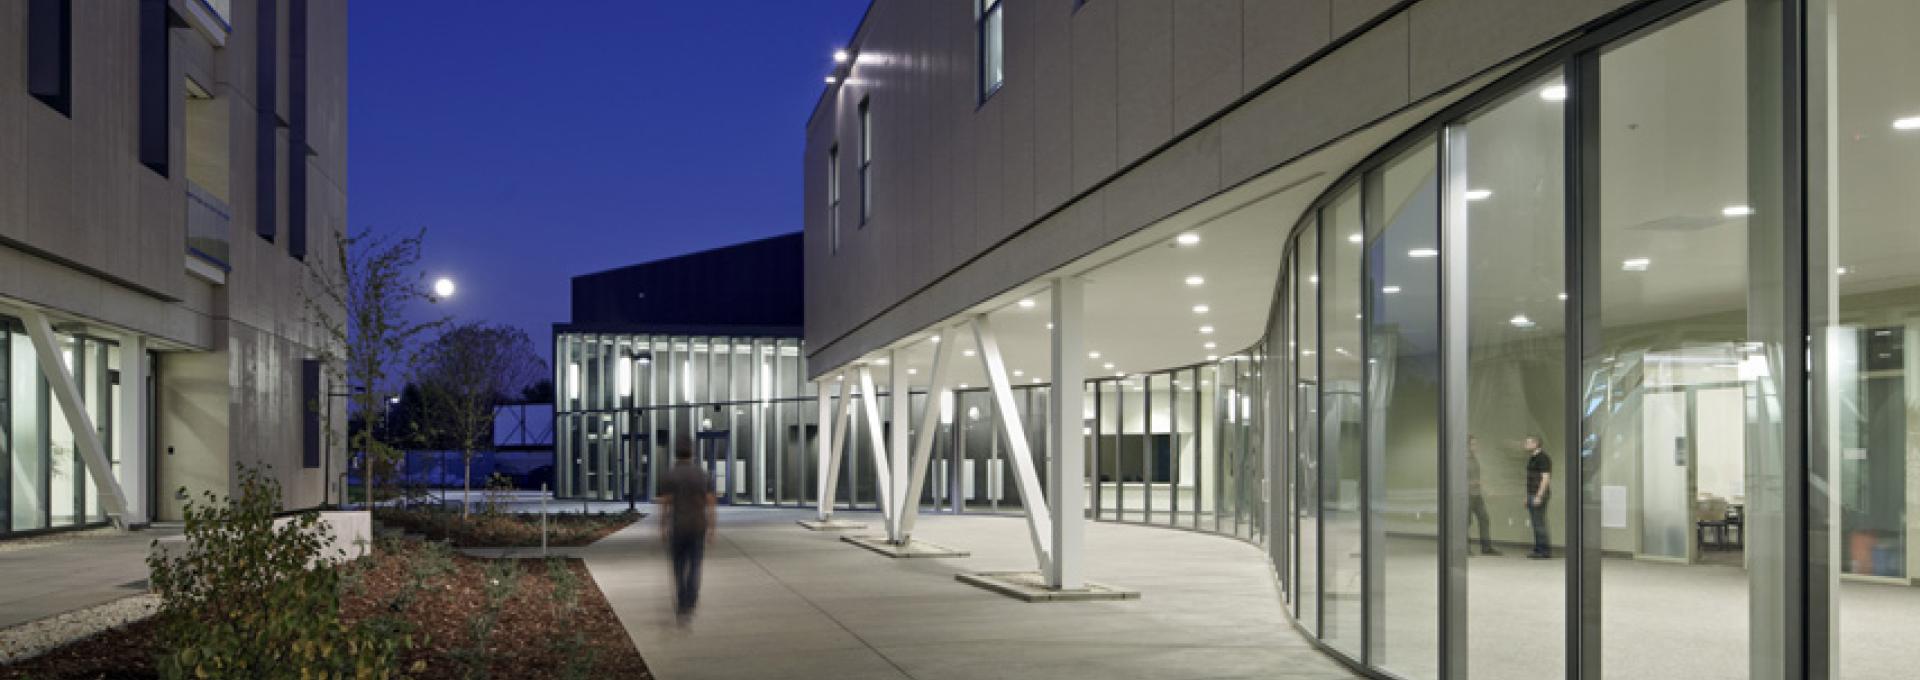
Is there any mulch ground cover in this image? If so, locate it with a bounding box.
[375,508,641,547]
[1,539,651,679]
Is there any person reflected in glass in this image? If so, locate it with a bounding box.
[1523,435,1552,559]
[659,443,716,626]
[1468,436,1499,556]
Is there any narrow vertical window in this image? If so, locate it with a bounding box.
[978,0,1004,100]
[138,0,172,176]
[288,0,309,259]
[301,359,321,468]
[27,0,72,116]
[255,0,278,242]
[858,98,872,225]
[827,145,841,254]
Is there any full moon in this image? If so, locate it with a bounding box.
[433,277,456,298]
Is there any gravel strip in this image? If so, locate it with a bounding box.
[0,593,161,664]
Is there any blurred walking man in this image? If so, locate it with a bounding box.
[659,444,716,626]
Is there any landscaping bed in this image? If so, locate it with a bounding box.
[375,507,641,547]
[1,537,650,679]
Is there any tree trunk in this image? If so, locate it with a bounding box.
[463,449,473,516]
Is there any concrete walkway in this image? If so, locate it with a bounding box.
[583,507,1357,680]
[0,524,179,629]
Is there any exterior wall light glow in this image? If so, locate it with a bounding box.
[1540,84,1569,102]
[1382,285,1402,294]
[1175,232,1200,246]
[1510,314,1536,328]
[1185,275,1204,286]
[1408,248,1439,258]
[825,76,838,84]
[1348,233,1363,244]
[1722,204,1755,217]
[1464,189,1493,201]
[1622,258,1651,271]
[833,49,850,63]
[1895,116,1920,131]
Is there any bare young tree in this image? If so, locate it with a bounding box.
[411,323,546,515]
[305,228,444,508]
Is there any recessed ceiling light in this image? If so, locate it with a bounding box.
[1114,371,1125,377]
[1198,325,1215,334]
[930,335,941,344]
[1382,285,1401,294]
[1558,292,1569,301]
[824,76,838,84]
[833,49,850,63]
[1032,377,1044,383]
[1622,258,1651,272]
[1192,304,1210,314]
[958,383,969,389]
[1510,314,1536,328]
[963,349,977,357]
[1013,369,1024,377]
[1018,298,1036,308]
[1408,248,1439,258]
[1894,116,1920,131]
[1837,266,1852,276]
[908,368,919,375]
[1185,275,1205,287]
[1540,84,1568,102]
[876,358,890,365]
[1103,362,1115,370]
[1722,204,1755,217]
[1206,355,1219,361]
[1347,233,1363,244]
[1464,189,1493,201]
[1088,351,1102,359]
[1302,350,1316,356]
[1203,341,1217,350]
[1175,232,1200,246]
[1046,322,1054,329]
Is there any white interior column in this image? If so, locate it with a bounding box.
[972,314,1053,574]
[888,349,910,542]
[118,333,149,526]
[899,328,957,541]
[856,364,895,522]
[751,338,767,505]
[21,309,128,528]
[1047,278,1086,589]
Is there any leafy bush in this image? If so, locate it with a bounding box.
[148,466,414,679]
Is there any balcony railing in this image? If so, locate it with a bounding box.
[186,181,232,272]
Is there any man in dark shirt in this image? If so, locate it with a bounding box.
[659,444,716,625]
[1467,436,1498,555]
[1523,435,1552,559]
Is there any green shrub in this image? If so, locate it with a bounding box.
[148,466,414,680]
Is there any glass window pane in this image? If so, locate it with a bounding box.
[1367,138,1441,679]
[1320,185,1365,654]
[1594,2,1787,676]
[1452,68,1568,680]
[1816,0,1920,675]
[1295,225,1321,634]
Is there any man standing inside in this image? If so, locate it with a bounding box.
[659,444,716,625]
[1523,435,1552,559]
[1467,436,1498,555]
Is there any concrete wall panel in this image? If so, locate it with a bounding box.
[1031,0,1076,214]
[1171,0,1242,131]
[1219,15,1411,188]
[1333,0,1403,36]
[1408,0,1634,100]
[1115,0,1173,164]
[1070,0,1119,193]
[1242,0,1331,91]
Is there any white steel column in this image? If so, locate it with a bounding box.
[898,328,957,541]
[818,373,854,519]
[971,314,1053,573]
[1047,279,1086,589]
[856,365,895,522]
[887,350,910,542]
[22,309,128,528]
[815,375,831,513]
[118,333,150,526]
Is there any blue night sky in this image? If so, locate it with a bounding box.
[349,1,870,363]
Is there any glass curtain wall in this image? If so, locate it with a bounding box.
[554,333,812,504]
[1,314,122,536]
[1812,0,1920,677]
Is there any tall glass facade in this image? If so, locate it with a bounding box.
[1,313,125,536]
